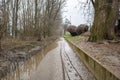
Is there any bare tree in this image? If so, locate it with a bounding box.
[0,0,10,50]
[0,0,66,50]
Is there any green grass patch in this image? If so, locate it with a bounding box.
[64,33,80,44]
[64,33,71,39]
[68,36,81,44]
[64,33,88,44]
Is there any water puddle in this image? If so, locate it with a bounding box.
[61,39,96,80]
[2,42,58,80]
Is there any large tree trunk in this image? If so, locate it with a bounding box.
[89,0,119,41]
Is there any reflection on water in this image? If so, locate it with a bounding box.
[2,42,58,80]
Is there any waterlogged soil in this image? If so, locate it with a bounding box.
[0,46,42,79]
[2,40,58,80]
[1,38,95,80]
[0,38,55,79]
[73,36,120,79]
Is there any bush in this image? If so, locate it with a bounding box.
[67,25,77,36]
[67,24,89,36]
[76,24,89,35]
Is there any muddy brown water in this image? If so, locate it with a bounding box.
[2,41,58,80]
[2,38,95,80]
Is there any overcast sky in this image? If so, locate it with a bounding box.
[62,0,93,26]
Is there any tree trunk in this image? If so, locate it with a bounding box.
[34,0,38,33]
[12,0,19,38]
[0,39,2,51]
[14,0,19,37]
[89,0,119,41]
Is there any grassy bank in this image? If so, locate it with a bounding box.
[64,33,88,44]
[1,36,57,50]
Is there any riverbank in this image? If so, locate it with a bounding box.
[0,36,58,79]
[64,33,120,80]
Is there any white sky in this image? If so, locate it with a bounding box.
[62,0,93,26]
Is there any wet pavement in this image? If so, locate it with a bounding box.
[2,38,95,80]
[60,38,95,80]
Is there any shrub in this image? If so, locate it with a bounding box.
[67,25,77,36]
[76,24,89,35]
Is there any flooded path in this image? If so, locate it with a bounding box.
[2,38,95,80]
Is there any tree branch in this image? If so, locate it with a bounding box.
[90,0,95,7]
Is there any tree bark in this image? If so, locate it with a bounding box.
[89,0,119,41]
[12,0,19,38]
[14,0,19,37]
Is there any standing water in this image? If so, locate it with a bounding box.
[2,42,58,80]
[2,38,95,80]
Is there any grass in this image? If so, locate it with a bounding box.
[1,39,39,50]
[1,36,58,50]
[69,36,81,44]
[64,32,88,44]
[64,33,80,44]
[64,33,71,39]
